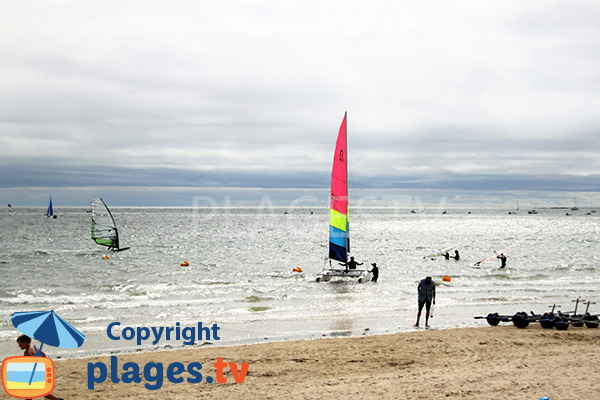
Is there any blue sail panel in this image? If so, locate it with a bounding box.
[329,225,348,262]
[329,243,346,262]
[329,225,347,248]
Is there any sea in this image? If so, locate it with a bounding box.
[1,206,598,359]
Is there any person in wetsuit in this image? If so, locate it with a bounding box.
[499,253,507,268]
[340,256,363,271]
[369,263,379,282]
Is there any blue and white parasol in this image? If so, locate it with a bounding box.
[12,310,85,386]
[12,310,85,349]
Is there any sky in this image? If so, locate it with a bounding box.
[1,0,599,207]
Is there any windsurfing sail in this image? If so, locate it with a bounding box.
[91,197,129,251]
[473,228,543,267]
[45,195,53,217]
[329,112,349,263]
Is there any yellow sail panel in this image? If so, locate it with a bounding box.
[329,208,347,232]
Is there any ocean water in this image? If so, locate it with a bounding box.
[1,206,599,359]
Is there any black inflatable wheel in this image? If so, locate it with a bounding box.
[572,319,584,328]
[540,313,555,329]
[554,318,569,330]
[584,315,599,329]
[512,312,529,329]
[486,313,501,326]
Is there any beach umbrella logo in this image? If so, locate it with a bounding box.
[11,310,86,349]
[2,310,85,399]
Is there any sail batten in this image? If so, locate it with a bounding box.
[91,197,121,250]
[328,113,349,262]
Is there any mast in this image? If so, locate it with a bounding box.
[103,199,120,249]
[345,111,349,260]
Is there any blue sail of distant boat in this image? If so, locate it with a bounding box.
[45,196,53,217]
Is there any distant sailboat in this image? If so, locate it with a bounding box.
[316,113,372,283]
[91,197,129,251]
[571,197,579,211]
[45,195,56,218]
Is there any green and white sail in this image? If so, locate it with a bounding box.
[91,197,128,250]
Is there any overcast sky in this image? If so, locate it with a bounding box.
[1,0,599,207]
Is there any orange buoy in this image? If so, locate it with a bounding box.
[181,261,190,267]
[443,275,451,282]
[102,255,109,260]
[293,267,303,273]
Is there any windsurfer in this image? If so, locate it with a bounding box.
[443,252,450,260]
[414,276,436,328]
[451,250,460,260]
[339,256,363,271]
[499,253,507,268]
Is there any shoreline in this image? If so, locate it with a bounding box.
[23,322,472,362]
[8,325,598,399]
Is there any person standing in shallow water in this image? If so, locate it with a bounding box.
[414,276,436,329]
[499,253,507,268]
[369,263,379,282]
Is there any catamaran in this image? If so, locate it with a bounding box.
[316,113,372,283]
[91,197,129,251]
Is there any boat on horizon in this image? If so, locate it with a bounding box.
[45,195,57,218]
[571,197,579,211]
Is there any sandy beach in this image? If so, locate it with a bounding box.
[4,325,598,400]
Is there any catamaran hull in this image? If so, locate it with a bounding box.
[316,269,372,283]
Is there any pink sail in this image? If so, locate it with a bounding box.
[330,113,348,214]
